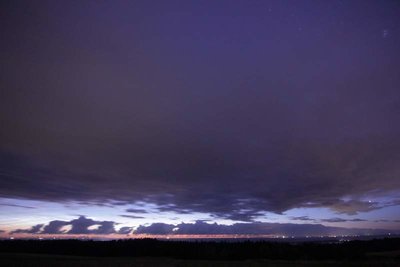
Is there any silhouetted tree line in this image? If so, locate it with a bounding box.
[0,238,399,260]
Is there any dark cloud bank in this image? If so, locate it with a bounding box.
[11,216,132,235]
[9,216,395,237]
[1,1,400,221]
[290,216,367,223]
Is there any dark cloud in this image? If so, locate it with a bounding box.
[68,216,117,235]
[328,200,380,215]
[290,216,316,222]
[118,227,133,235]
[13,216,119,235]
[0,1,400,221]
[68,216,99,235]
[210,209,265,222]
[11,224,43,234]
[0,203,35,209]
[321,218,346,223]
[8,217,394,237]
[291,217,366,223]
[382,199,400,208]
[302,200,382,215]
[112,201,130,206]
[135,223,175,235]
[349,218,367,222]
[120,215,145,219]
[134,221,391,236]
[92,220,116,235]
[320,218,367,223]
[42,220,69,234]
[125,208,148,214]
[373,219,400,223]
[374,219,390,223]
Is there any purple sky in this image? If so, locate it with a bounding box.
[1,0,400,237]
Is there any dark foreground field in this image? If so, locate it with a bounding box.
[0,238,399,266]
[0,253,399,267]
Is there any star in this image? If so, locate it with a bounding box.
[382,29,389,38]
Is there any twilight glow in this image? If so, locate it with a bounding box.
[1,0,400,238]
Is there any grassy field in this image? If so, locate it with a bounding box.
[0,253,399,267]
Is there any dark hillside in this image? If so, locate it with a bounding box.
[1,238,400,261]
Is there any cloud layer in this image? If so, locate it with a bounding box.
[11,216,133,235]
[9,216,394,237]
[1,1,400,221]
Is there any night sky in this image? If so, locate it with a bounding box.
[1,0,400,238]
